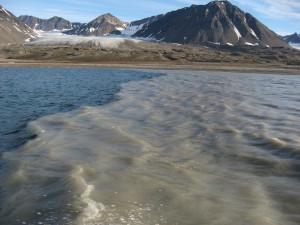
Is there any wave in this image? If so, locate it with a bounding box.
[1,70,300,225]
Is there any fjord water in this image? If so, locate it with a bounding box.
[1,69,300,225]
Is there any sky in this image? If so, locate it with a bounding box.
[1,0,300,35]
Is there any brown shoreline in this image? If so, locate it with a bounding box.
[0,58,300,75]
[1,42,300,75]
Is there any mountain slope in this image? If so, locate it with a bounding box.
[283,33,300,44]
[0,5,37,45]
[18,15,81,31]
[121,15,163,36]
[133,1,289,48]
[65,13,127,36]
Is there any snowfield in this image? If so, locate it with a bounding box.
[290,43,300,50]
[26,31,143,48]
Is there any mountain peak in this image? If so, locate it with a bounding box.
[93,13,123,24]
[50,16,61,19]
[0,5,37,45]
[133,1,289,48]
[102,13,114,17]
[65,13,128,36]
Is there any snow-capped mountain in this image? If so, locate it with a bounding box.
[0,5,37,45]
[283,33,300,44]
[65,13,128,36]
[133,1,289,48]
[18,15,81,31]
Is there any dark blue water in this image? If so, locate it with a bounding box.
[0,68,163,152]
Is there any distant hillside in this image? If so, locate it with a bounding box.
[283,33,300,44]
[133,1,289,48]
[121,15,163,36]
[65,13,128,36]
[18,15,81,31]
[0,5,37,45]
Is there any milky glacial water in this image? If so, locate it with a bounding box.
[1,70,300,225]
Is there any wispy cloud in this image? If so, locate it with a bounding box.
[234,0,300,20]
[45,8,72,14]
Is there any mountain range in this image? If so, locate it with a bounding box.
[0,1,297,48]
[18,15,81,31]
[0,5,37,45]
[283,33,300,44]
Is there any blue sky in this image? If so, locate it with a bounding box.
[2,0,300,35]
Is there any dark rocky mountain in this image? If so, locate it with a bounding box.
[130,15,163,27]
[65,13,128,36]
[18,15,81,31]
[283,33,300,43]
[0,5,37,45]
[133,1,289,48]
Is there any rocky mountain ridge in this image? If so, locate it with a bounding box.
[283,33,300,44]
[133,1,289,48]
[65,13,128,36]
[0,5,37,45]
[18,15,81,31]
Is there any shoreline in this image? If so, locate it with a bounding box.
[0,58,300,75]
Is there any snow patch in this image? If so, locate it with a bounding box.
[249,28,259,39]
[205,9,209,16]
[233,25,242,40]
[245,42,259,46]
[115,27,124,31]
[2,8,11,17]
[208,42,220,45]
[27,33,36,39]
[121,24,145,36]
[13,25,22,32]
[226,43,234,46]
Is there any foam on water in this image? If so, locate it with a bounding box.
[78,184,105,224]
[1,70,300,225]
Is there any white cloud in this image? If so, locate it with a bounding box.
[234,0,300,20]
[45,8,71,14]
